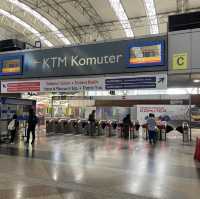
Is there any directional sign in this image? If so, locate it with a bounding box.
[173,53,188,70]
[105,74,167,90]
[1,74,167,93]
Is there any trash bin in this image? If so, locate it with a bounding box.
[183,122,189,142]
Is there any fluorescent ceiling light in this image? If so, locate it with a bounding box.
[143,0,159,34]
[7,0,70,45]
[109,0,134,37]
[0,9,53,47]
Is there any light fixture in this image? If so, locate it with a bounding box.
[0,9,53,47]
[7,0,71,45]
[109,0,134,37]
[35,40,41,48]
[193,79,200,83]
[143,0,159,34]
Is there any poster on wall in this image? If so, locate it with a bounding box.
[137,105,189,124]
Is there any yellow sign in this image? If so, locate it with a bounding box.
[173,53,188,70]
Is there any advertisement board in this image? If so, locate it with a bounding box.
[137,105,189,124]
[0,55,23,76]
[128,41,164,67]
[1,73,167,93]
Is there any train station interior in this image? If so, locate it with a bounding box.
[0,0,200,199]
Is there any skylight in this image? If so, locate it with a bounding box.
[109,0,134,37]
[0,9,53,47]
[7,0,71,45]
[143,0,159,34]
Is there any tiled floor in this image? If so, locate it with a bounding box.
[0,131,199,199]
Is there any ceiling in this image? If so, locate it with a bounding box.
[0,0,200,48]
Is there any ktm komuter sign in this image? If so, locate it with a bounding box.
[40,54,123,69]
[0,36,167,80]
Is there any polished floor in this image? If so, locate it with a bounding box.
[0,131,199,199]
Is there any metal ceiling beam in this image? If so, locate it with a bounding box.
[69,0,111,40]
[177,0,189,13]
[19,0,87,43]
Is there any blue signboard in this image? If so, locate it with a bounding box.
[105,77,158,90]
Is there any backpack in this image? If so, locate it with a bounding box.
[8,119,16,131]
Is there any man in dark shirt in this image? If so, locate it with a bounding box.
[88,110,96,136]
[123,114,131,139]
[26,109,38,145]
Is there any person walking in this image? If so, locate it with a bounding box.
[123,114,131,139]
[26,109,38,145]
[88,110,96,136]
[8,114,19,144]
[147,113,157,144]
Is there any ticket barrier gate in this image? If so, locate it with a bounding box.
[157,122,167,141]
[77,120,88,134]
[46,119,55,135]
[98,120,107,136]
[183,122,189,143]
[118,123,124,138]
[0,120,9,143]
[134,122,140,138]
[68,119,78,134]
[129,122,140,139]
[108,121,118,137]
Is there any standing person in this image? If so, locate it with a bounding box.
[26,109,38,145]
[123,114,131,139]
[8,114,19,144]
[147,113,157,144]
[88,110,96,136]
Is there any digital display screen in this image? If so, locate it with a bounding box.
[128,41,164,67]
[0,55,23,76]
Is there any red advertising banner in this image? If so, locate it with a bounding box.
[2,82,40,92]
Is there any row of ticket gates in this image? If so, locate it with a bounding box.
[45,118,191,142]
[46,118,140,138]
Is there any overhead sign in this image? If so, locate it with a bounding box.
[0,36,167,80]
[0,55,23,76]
[172,53,188,70]
[128,41,164,67]
[1,77,105,93]
[1,73,167,93]
[105,73,167,90]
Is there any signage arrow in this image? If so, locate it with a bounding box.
[158,77,165,84]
